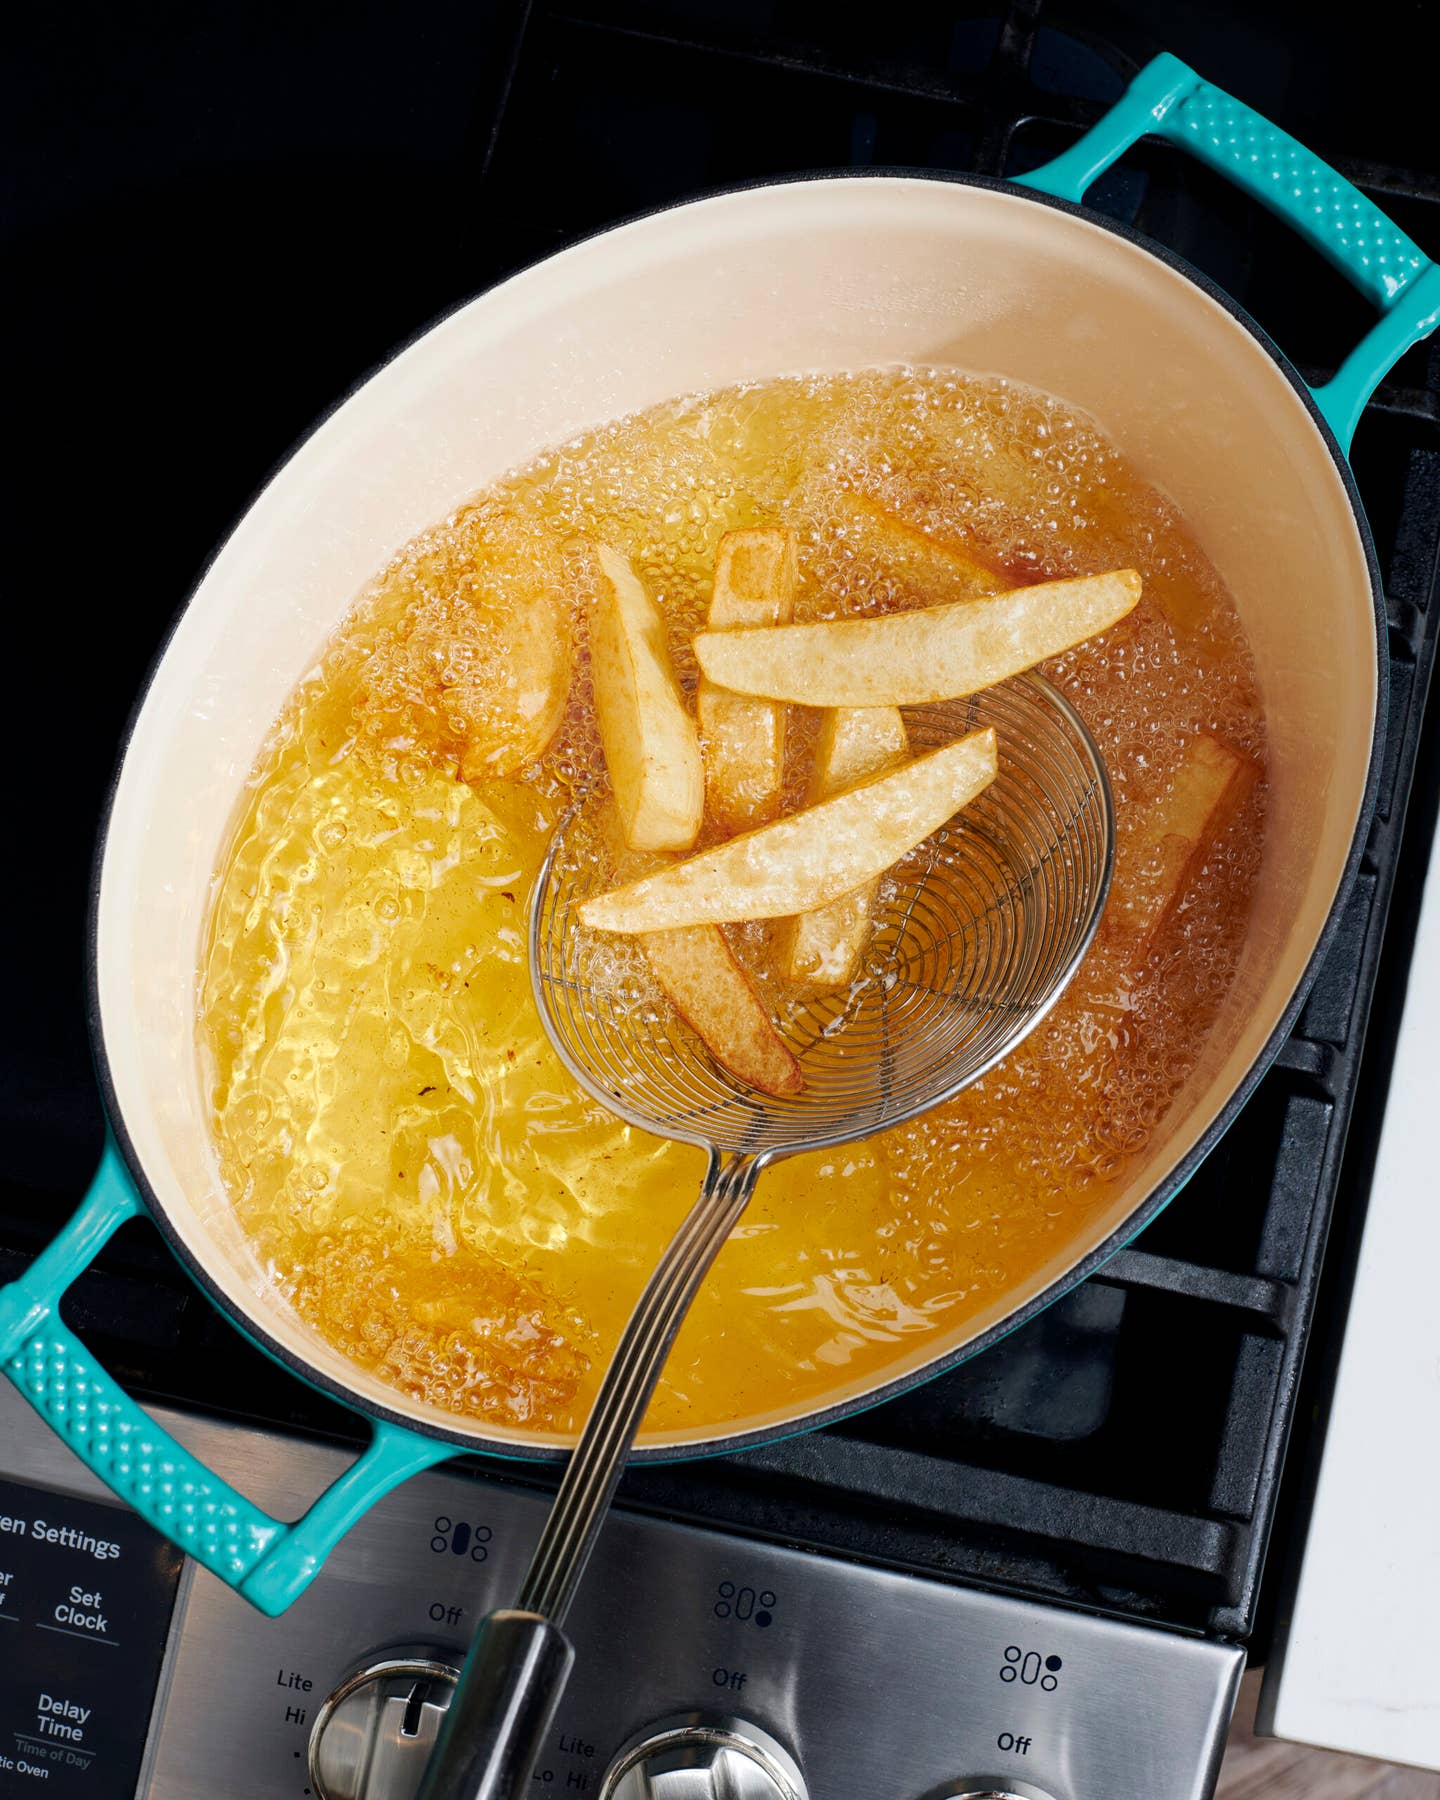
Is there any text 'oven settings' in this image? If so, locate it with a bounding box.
[0,1478,182,1796]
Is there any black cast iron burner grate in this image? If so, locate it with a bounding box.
[3,0,1436,1648]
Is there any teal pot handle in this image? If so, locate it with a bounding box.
[0,1136,452,1616]
[1013,52,1440,456]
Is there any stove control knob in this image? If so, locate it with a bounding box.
[308,1647,460,1800]
[602,1714,806,1800]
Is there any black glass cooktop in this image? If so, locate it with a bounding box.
[5,0,1437,1646]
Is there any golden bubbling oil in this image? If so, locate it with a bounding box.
[199,369,1266,1439]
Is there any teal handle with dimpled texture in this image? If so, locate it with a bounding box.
[0,1136,452,1615]
[1014,53,1440,454]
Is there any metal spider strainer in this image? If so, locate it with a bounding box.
[420,672,1113,1800]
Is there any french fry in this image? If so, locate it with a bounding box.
[831,491,1004,605]
[1111,733,1259,960]
[580,728,997,934]
[589,543,704,852]
[778,706,909,985]
[693,568,1141,707]
[640,926,804,1096]
[697,528,797,829]
[456,573,574,781]
[605,822,802,1095]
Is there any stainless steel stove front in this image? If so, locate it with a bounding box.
[0,1386,1243,1800]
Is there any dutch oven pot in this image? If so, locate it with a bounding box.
[2,55,1436,1617]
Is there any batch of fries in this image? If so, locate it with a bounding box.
[578,502,1253,1096]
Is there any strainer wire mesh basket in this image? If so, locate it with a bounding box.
[532,673,1113,1159]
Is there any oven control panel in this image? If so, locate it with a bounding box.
[0,1475,182,1796]
[0,1388,1243,1800]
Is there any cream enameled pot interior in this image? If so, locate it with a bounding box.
[96,177,1376,1451]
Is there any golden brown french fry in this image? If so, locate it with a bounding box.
[831,491,1004,605]
[778,706,909,985]
[707,529,798,628]
[1112,733,1259,959]
[697,528,797,829]
[589,543,704,852]
[641,926,804,1095]
[693,569,1141,708]
[580,729,997,934]
[438,580,571,781]
[604,821,803,1095]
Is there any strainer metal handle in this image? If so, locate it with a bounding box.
[417,1150,764,1800]
[520,1149,763,1620]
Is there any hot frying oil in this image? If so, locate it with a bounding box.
[199,370,1266,1438]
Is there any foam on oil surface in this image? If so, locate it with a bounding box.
[199,369,1265,1437]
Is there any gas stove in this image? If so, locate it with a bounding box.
[3,4,1437,1798]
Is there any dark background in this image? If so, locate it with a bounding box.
[5,0,1436,1202]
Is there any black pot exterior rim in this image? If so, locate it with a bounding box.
[85,166,1388,1466]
